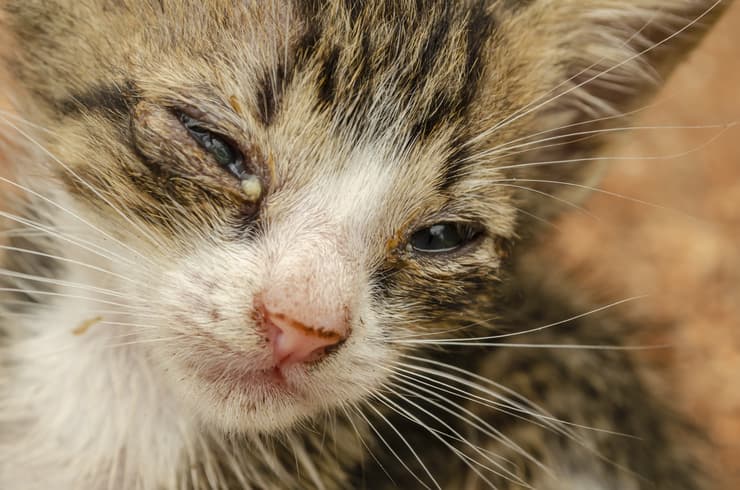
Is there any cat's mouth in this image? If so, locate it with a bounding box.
[184,344,317,401]
[199,359,292,392]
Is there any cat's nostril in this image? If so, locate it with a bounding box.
[263,309,349,367]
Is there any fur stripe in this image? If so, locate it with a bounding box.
[55,82,134,118]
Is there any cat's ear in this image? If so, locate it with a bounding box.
[481,0,728,223]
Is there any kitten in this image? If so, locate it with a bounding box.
[0,1,729,489]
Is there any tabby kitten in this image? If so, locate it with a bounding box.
[0,1,728,489]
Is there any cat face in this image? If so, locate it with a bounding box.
[2,0,724,432]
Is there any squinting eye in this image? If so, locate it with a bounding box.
[408,222,482,254]
[178,112,247,179]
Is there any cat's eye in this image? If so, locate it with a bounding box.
[408,222,482,254]
[178,112,247,179]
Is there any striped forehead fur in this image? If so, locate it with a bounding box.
[4,0,721,209]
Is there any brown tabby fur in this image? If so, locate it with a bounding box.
[0,1,730,488]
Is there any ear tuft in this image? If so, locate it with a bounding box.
[497,0,729,225]
[560,1,727,118]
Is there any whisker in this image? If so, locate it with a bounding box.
[492,183,596,220]
[0,268,140,300]
[97,335,183,350]
[0,300,160,319]
[0,244,146,287]
[0,108,59,135]
[462,98,669,161]
[0,117,166,263]
[387,378,539,487]
[390,361,637,440]
[96,321,164,331]
[391,360,585,444]
[491,177,716,221]
[491,123,734,174]
[389,367,552,465]
[0,287,149,311]
[466,1,724,146]
[399,295,647,343]
[292,438,327,490]
[339,403,396,488]
[0,171,157,268]
[0,210,147,272]
[354,401,437,490]
[373,390,501,489]
[392,340,671,351]
[391,359,651,481]
[467,122,733,163]
[399,356,614,437]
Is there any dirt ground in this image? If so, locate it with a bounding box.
[549,5,740,488]
[0,4,738,488]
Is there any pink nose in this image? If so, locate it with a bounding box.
[263,308,348,367]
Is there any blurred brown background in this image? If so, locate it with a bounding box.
[0,3,738,489]
[550,4,740,488]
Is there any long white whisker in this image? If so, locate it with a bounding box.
[0,117,165,263]
[0,268,140,300]
[354,401,436,490]
[0,299,159,319]
[401,295,647,343]
[391,362,637,440]
[97,336,183,350]
[491,177,716,221]
[467,1,723,145]
[0,287,149,310]
[0,108,58,135]
[0,244,145,287]
[373,390,501,489]
[390,360,651,481]
[391,361,584,444]
[388,377,540,486]
[339,403,397,487]
[0,171,157,268]
[492,183,596,219]
[492,122,734,174]
[467,123,732,163]
[292,438,327,490]
[398,356,609,437]
[0,211,145,271]
[462,98,669,161]
[393,339,670,351]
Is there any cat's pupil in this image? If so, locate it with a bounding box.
[209,139,234,166]
[178,112,246,178]
[409,223,473,253]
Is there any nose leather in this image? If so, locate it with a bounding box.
[264,309,346,366]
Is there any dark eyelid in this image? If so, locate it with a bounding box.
[174,108,227,138]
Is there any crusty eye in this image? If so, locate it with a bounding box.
[407,222,482,255]
[178,112,247,179]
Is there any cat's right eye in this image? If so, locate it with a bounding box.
[177,112,248,180]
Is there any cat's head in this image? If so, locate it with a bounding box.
[2,0,724,433]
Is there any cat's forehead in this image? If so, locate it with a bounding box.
[120,1,513,220]
[17,1,542,177]
[131,1,500,155]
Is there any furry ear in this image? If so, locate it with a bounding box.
[485,0,728,224]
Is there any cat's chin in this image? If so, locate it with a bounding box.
[161,349,348,434]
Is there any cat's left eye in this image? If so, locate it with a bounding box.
[178,112,247,179]
[408,222,482,255]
